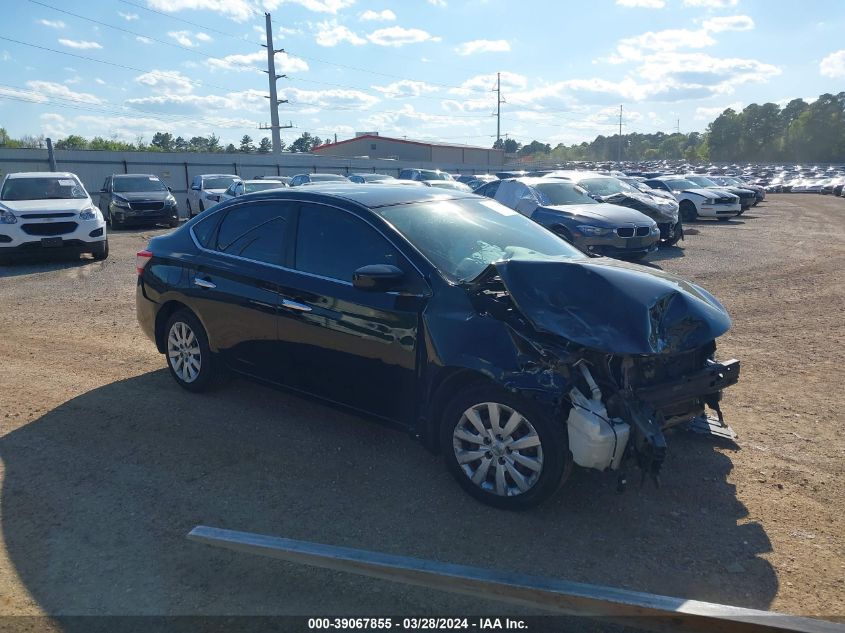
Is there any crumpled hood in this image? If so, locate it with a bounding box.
[488,257,731,355]
[595,191,679,224]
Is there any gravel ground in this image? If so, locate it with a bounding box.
[0,194,843,623]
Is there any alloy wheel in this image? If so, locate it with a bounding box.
[452,402,544,497]
[167,321,202,383]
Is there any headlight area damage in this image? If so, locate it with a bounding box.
[460,257,739,489]
[595,191,681,243]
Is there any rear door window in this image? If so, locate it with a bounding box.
[211,202,293,265]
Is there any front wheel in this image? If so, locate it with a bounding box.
[91,239,109,261]
[164,310,223,392]
[441,384,570,510]
[680,200,698,222]
[664,219,683,246]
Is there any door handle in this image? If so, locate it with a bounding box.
[281,298,312,312]
[194,277,216,289]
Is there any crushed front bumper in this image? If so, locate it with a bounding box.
[633,358,740,409]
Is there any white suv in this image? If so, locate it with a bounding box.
[0,171,108,260]
[186,174,239,217]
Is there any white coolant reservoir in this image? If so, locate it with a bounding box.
[566,365,630,471]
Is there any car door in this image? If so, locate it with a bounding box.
[273,202,428,423]
[187,201,295,381]
[98,176,111,213]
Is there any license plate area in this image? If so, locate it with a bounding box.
[41,237,62,248]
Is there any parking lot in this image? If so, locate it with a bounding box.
[0,194,843,619]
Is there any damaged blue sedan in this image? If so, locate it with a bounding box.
[136,184,739,509]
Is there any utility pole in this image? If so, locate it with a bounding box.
[260,13,292,154]
[676,118,681,134]
[618,105,623,163]
[493,72,505,146]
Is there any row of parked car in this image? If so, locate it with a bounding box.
[0,166,771,263]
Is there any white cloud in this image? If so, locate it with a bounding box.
[26,80,103,105]
[95,78,106,85]
[136,36,153,44]
[265,0,355,13]
[0,86,49,103]
[366,26,440,47]
[695,101,743,120]
[314,20,366,46]
[683,0,738,6]
[195,32,213,42]
[427,0,446,5]
[135,69,195,94]
[360,9,395,21]
[610,28,715,63]
[117,11,139,20]
[616,0,665,7]
[455,39,510,56]
[819,50,845,78]
[372,79,439,97]
[40,113,70,138]
[58,39,103,50]
[146,0,255,22]
[702,15,754,32]
[205,50,308,73]
[168,30,197,47]
[38,19,66,29]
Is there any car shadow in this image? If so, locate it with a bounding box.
[645,244,685,265]
[0,371,777,618]
[0,252,98,278]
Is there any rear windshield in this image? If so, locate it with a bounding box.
[1,176,87,200]
[419,170,453,181]
[310,174,348,181]
[244,182,285,193]
[204,177,239,190]
[114,176,167,193]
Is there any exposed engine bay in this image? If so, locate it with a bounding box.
[466,257,741,488]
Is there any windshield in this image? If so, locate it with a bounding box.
[244,182,285,193]
[419,170,453,181]
[113,176,167,193]
[663,179,700,190]
[1,176,87,201]
[577,177,636,196]
[204,177,239,190]
[686,175,719,187]
[534,182,597,205]
[375,197,585,283]
[622,179,651,193]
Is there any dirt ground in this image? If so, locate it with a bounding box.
[0,194,843,623]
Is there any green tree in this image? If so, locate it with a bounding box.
[224,143,237,153]
[239,135,255,153]
[189,136,209,152]
[55,135,88,150]
[150,132,174,152]
[289,132,314,153]
[258,137,272,153]
[173,136,188,152]
[207,133,221,152]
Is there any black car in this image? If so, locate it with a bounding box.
[99,174,179,229]
[136,184,740,509]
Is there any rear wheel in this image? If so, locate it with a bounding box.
[199,200,205,214]
[680,200,698,222]
[186,200,193,218]
[169,216,179,228]
[164,310,223,392]
[441,384,570,510]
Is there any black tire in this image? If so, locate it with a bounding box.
[111,212,124,230]
[186,200,193,218]
[679,200,697,222]
[169,216,179,228]
[163,310,223,393]
[440,384,571,510]
[91,239,109,261]
[199,201,205,213]
[664,219,683,246]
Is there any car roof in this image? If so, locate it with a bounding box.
[114,173,160,178]
[200,173,238,178]
[242,179,283,184]
[230,182,475,209]
[5,171,79,179]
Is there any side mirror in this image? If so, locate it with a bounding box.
[353,264,404,291]
[191,185,200,191]
[167,186,173,192]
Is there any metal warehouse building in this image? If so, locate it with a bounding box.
[312,134,505,167]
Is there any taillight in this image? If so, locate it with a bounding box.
[136,250,152,275]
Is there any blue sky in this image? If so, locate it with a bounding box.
[2,0,844,149]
